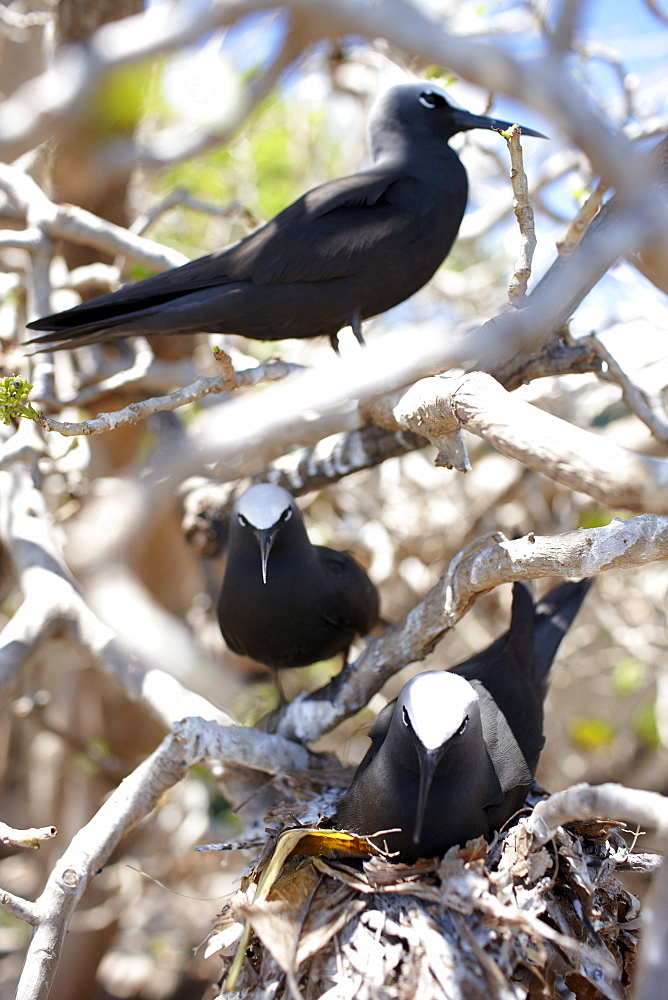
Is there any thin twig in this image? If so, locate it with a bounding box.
[131,189,259,236]
[36,360,303,435]
[556,179,609,257]
[0,821,57,848]
[576,331,668,443]
[504,124,537,304]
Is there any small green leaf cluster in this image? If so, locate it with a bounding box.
[0,376,40,425]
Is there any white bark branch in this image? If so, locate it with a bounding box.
[0,163,186,280]
[365,371,668,513]
[526,782,668,845]
[0,821,57,849]
[0,431,308,779]
[504,125,537,304]
[36,360,303,434]
[10,714,310,1000]
[0,889,39,925]
[14,720,195,1000]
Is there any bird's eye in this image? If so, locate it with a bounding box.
[280,507,292,523]
[419,91,447,110]
[402,705,410,727]
[237,513,249,527]
[457,715,469,736]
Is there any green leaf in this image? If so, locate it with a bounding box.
[633,700,660,749]
[88,60,162,136]
[0,376,40,425]
[569,716,615,751]
[577,506,618,529]
[424,67,458,87]
[612,657,647,696]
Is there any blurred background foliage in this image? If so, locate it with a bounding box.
[0,0,666,997]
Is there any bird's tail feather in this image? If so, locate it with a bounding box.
[532,578,593,690]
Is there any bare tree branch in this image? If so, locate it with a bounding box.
[504,125,537,304]
[130,188,259,236]
[556,179,609,257]
[0,821,57,849]
[36,359,303,434]
[0,163,187,283]
[0,430,310,778]
[547,0,583,53]
[0,890,39,925]
[271,514,668,743]
[575,331,668,444]
[179,340,602,557]
[642,0,668,25]
[13,720,198,1000]
[527,782,668,844]
[364,371,668,513]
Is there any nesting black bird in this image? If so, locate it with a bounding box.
[217,483,378,672]
[335,579,591,861]
[27,82,545,353]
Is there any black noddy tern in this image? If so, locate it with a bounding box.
[217,483,379,672]
[335,579,591,860]
[27,82,545,353]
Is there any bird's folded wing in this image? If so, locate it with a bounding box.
[318,549,379,635]
[472,680,533,805]
[225,170,421,285]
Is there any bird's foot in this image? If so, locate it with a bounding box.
[350,312,366,346]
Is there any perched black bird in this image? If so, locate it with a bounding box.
[335,579,591,861]
[27,82,545,353]
[217,483,379,672]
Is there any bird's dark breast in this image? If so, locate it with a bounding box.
[217,556,357,669]
[356,196,468,320]
[341,755,490,861]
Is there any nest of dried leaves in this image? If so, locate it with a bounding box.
[205,791,641,1000]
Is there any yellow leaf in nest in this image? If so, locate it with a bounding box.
[225,826,383,989]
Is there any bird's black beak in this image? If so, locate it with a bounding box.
[255,527,277,584]
[450,108,547,140]
[413,745,444,846]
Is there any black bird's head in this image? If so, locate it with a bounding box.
[368,80,546,161]
[394,670,482,846]
[230,483,309,584]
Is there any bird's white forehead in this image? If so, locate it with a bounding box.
[235,484,293,530]
[401,671,478,751]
